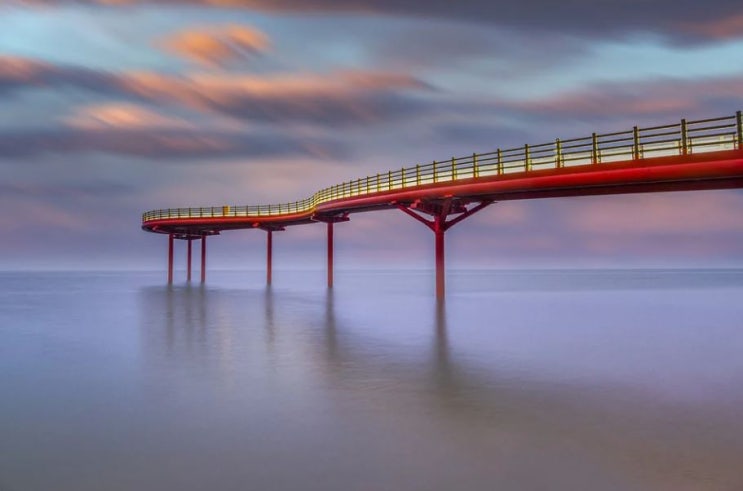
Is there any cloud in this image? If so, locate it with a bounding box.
[160,25,270,66]
[64,102,194,129]
[677,14,743,41]
[0,55,117,95]
[16,0,743,42]
[0,125,345,160]
[0,56,432,126]
[119,69,432,125]
[500,76,743,122]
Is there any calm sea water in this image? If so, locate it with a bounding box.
[1,269,742,491]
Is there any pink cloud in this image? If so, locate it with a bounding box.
[679,14,743,40]
[116,69,431,125]
[504,77,743,119]
[64,103,194,129]
[564,191,743,236]
[159,25,270,66]
[0,54,431,126]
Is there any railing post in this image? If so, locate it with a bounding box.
[555,138,562,168]
[388,170,392,190]
[473,153,479,178]
[401,168,406,188]
[433,161,438,183]
[633,126,640,160]
[451,157,456,180]
[681,118,688,155]
[416,164,421,185]
[366,177,370,194]
[737,111,743,150]
[497,148,502,175]
[524,144,530,171]
[376,173,380,192]
[592,132,599,164]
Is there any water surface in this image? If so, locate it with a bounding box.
[1,269,742,490]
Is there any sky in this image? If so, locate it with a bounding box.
[1,0,743,271]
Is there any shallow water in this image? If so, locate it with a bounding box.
[1,269,742,491]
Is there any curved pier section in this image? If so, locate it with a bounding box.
[143,112,743,298]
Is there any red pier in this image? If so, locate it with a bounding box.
[146,112,743,299]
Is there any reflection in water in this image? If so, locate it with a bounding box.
[140,274,743,490]
[2,271,741,491]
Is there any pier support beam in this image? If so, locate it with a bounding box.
[187,239,192,282]
[435,225,445,300]
[313,213,350,289]
[327,222,334,288]
[168,233,174,284]
[200,234,207,284]
[266,230,273,286]
[398,198,492,300]
[254,224,284,286]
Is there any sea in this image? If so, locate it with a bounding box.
[1,269,742,491]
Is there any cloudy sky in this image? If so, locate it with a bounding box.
[2,0,743,272]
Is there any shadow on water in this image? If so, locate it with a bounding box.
[139,280,743,491]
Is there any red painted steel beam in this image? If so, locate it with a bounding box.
[442,200,493,231]
[266,230,273,286]
[168,234,174,284]
[200,234,207,284]
[187,239,192,282]
[435,228,445,301]
[327,222,334,289]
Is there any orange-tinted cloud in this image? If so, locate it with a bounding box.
[114,69,432,125]
[0,55,431,126]
[64,103,194,129]
[18,0,743,42]
[679,14,743,40]
[0,97,347,160]
[160,25,270,66]
[502,77,743,121]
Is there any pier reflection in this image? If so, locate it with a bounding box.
[139,281,743,490]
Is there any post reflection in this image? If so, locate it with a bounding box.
[138,281,743,490]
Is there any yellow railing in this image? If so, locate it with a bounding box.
[143,112,743,223]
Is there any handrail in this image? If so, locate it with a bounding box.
[142,112,743,223]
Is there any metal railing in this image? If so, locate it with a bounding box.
[142,111,743,223]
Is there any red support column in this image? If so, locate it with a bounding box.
[397,200,492,300]
[434,221,445,301]
[200,234,207,284]
[187,239,192,282]
[167,234,174,284]
[266,230,273,286]
[327,222,334,288]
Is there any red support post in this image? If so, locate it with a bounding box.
[200,234,207,284]
[397,200,492,300]
[327,222,334,288]
[167,234,174,284]
[434,220,445,301]
[187,239,192,282]
[266,230,273,286]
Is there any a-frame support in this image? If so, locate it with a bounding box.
[397,198,493,300]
